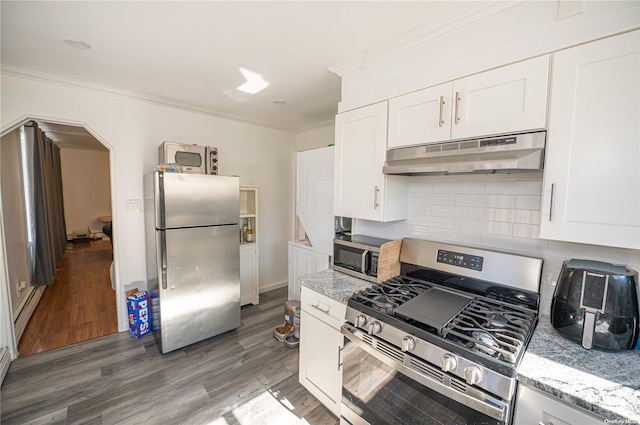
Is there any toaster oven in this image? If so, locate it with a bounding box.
[159,141,218,175]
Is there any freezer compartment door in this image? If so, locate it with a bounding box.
[155,172,239,229]
[157,225,240,353]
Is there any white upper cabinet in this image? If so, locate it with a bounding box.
[452,55,549,140]
[540,30,640,250]
[388,82,453,148]
[334,102,409,222]
[388,56,550,149]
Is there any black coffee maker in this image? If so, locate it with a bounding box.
[551,259,639,351]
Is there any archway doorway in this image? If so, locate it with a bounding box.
[0,119,117,356]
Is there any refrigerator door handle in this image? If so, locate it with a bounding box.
[156,171,166,229]
[160,230,168,290]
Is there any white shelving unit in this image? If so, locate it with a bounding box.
[239,186,259,306]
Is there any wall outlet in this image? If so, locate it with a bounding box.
[16,281,27,294]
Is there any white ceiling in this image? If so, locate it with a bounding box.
[2,1,484,146]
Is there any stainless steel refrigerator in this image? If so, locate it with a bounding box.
[144,171,241,353]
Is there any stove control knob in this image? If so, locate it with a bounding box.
[463,366,483,386]
[439,354,457,372]
[401,336,415,352]
[354,315,367,328]
[368,321,382,335]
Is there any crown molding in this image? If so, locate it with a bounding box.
[328,1,519,77]
[336,5,640,113]
[1,65,303,134]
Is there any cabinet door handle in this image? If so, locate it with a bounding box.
[438,96,445,127]
[549,183,555,221]
[373,185,380,209]
[338,345,344,371]
[454,91,461,124]
[311,303,330,314]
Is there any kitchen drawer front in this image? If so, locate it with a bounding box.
[301,286,347,329]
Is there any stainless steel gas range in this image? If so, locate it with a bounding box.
[340,238,543,425]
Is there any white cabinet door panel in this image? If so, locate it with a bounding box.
[540,30,640,249]
[288,242,330,301]
[240,244,258,306]
[452,55,549,140]
[388,83,452,148]
[334,102,409,222]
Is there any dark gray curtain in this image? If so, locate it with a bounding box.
[25,122,67,286]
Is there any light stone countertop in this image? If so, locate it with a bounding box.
[518,318,640,423]
[299,269,372,304]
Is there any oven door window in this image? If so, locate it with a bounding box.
[341,338,504,425]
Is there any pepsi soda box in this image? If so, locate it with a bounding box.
[127,291,150,338]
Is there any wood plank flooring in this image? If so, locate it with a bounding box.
[1,287,339,425]
[18,239,118,356]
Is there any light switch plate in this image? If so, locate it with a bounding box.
[125,199,142,213]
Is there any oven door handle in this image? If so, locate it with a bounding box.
[341,324,509,423]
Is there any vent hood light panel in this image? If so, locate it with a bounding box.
[383,131,546,175]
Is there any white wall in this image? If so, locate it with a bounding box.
[356,174,640,317]
[0,129,31,317]
[295,124,334,152]
[0,74,296,332]
[59,147,112,236]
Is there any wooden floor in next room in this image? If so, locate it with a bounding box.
[17,239,118,356]
[1,286,338,425]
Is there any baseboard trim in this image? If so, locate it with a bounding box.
[14,286,45,342]
[259,280,287,294]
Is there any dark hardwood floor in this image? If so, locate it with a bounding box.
[18,239,118,356]
[1,286,339,425]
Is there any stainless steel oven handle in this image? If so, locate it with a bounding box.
[341,324,508,422]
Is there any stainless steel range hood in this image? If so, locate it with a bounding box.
[383,131,546,175]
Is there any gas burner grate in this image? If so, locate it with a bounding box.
[442,298,536,364]
[350,276,432,314]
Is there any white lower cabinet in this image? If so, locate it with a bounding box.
[299,286,346,417]
[513,384,604,425]
[288,241,330,301]
[240,244,259,306]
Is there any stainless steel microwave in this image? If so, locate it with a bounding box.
[159,141,218,175]
[333,235,396,283]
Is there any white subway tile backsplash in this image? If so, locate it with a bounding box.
[432,205,483,220]
[515,210,540,224]
[515,195,542,210]
[485,180,542,195]
[424,193,456,206]
[432,181,465,194]
[513,223,540,238]
[408,215,455,229]
[457,194,516,208]
[455,219,513,236]
[430,228,483,246]
[480,234,547,256]
[483,208,517,223]
[354,173,639,295]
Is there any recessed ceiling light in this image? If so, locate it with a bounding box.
[237,68,269,95]
[272,99,286,106]
[62,37,91,50]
